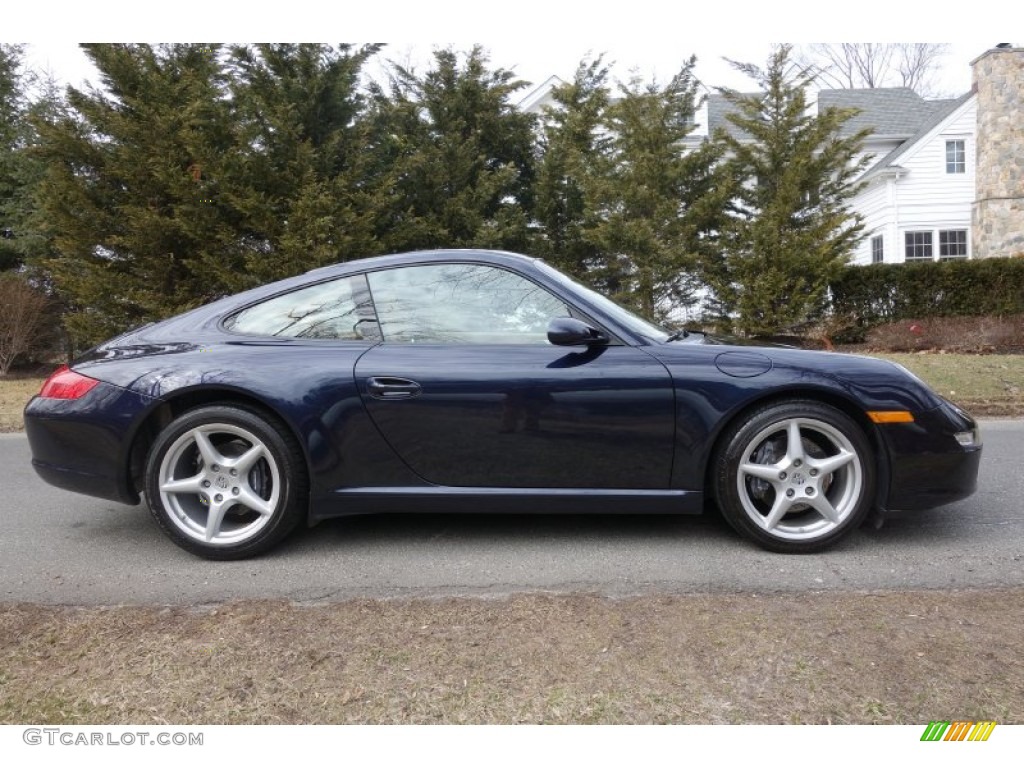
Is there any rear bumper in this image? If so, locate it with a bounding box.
[24,382,155,506]
[880,400,982,514]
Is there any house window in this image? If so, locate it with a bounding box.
[871,236,884,264]
[905,231,933,261]
[946,140,965,173]
[939,229,968,259]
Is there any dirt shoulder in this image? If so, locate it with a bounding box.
[2,589,1021,725]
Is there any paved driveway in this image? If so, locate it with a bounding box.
[2,421,1022,605]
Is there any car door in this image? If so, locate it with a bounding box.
[354,262,675,489]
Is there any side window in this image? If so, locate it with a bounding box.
[945,139,966,174]
[367,263,570,344]
[904,231,933,262]
[939,229,968,260]
[224,274,379,340]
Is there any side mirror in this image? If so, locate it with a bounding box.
[547,317,609,346]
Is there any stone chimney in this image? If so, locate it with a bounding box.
[972,46,1024,258]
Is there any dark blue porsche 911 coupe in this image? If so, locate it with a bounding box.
[24,249,982,559]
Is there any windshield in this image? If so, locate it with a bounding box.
[536,261,671,343]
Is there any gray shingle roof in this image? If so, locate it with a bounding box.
[709,87,962,140]
[706,93,759,141]
[861,89,975,178]
[816,88,932,136]
[706,86,975,180]
[708,94,757,140]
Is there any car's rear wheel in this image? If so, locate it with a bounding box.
[712,400,875,553]
[144,405,306,560]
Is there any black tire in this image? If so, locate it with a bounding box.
[711,400,875,553]
[144,404,307,560]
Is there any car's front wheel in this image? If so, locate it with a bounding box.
[144,404,306,559]
[712,400,875,553]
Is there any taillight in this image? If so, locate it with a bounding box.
[38,365,101,400]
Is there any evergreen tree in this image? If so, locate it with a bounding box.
[34,44,241,346]
[365,47,536,253]
[708,45,869,336]
[226,43,383,283]
[0,44,29,272]
[584,60,727,321]
[10,73,69,272]
[531,57,611,278]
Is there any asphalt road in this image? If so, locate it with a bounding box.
[2,421,1022,606]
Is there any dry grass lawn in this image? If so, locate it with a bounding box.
[873,353,1024,416]
[2,590,1021,725]
[0,377,43,432]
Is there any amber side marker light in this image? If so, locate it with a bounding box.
[867,410,915,424]
[38,365,100,400]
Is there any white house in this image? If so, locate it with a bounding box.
[820,88,977,265]
[519,46,1024,266]
[841,46,1024,264]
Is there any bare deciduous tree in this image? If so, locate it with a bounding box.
[0,273,51,375]
[798,44,951,96]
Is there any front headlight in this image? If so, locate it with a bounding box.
[940,398,982,447]
[954,427,982,448]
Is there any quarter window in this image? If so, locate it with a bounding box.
[223,274,379,340]
[367,264,570,344]
[945,139,965,173]
[871,235,884,264]
[939,229,968,259]
[904,231,933,261]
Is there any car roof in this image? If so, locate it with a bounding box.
[302,249,543,278]
[126,250,551,339]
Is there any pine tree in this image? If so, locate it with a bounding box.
[13,74,72,275]
[708,45,869,336]
[0,59,71,363]
[32,44,243,346]
[0,44,29,272]
[226,43,383,283]
[365,47,536,253]
[532,57,612,278]
[583,60,727,321]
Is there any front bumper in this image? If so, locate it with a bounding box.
[881,399,982,513]
[24,381,155,505]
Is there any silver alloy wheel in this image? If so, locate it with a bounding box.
[735,417,863,542]
[157,422,281,546]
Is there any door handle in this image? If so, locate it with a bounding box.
[366,376,422,399]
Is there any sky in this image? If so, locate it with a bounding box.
[6,1,1005,99]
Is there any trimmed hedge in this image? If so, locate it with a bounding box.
[829,257,1024,341]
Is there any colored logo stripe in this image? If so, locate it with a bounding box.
[921,721,950,741]
[968,721,997,741]
[920,721,996,741]
[944,721,973,741]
